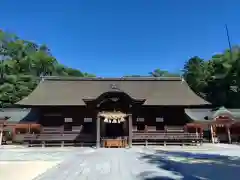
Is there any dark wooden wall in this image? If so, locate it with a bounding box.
[132,106,188,130]
[39,105,188,131]
[39,106,97,134]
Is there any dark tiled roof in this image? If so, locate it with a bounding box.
[0,108,39,123]
[185,107,240,122]
[185,109,212,122]
[16,76,210,106]
[212,107,240,120]
[0,108,30,123]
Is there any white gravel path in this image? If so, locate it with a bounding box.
[0,144,240,180]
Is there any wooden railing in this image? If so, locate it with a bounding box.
[132,132,202,141]
[41,126,64,134]
[132,132,203,146]
[36,134,79,141]
[164,126,184,133]
[23,125,95,147]
[133,125,185,133]
[41,125,83,134]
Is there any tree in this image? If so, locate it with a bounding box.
[0,29,95,107]
[149,69,180,77]
[183,56,209,97]
[1,28,240,108]
[183,48,240,108]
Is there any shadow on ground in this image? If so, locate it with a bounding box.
[139,150,240,180]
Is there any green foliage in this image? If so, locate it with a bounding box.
[125,69,180,78]
[0,30,95,107]
[126,50,240,108]
[123,75,144,77]
[183,47,240,108]
[1,29,239,108]
[149,69,180,77]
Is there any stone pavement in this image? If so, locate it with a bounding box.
[0,147,82,161]
[1,146,240,180]
[33,147,181,180]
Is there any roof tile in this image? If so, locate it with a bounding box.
[16,77,210,106]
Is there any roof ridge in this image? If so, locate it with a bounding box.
[41,76,182,81]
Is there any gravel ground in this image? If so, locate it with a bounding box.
[0,145,240,180]
[0,161,59,180]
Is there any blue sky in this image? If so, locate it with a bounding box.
[1,0,239,77]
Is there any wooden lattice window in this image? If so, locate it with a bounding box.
[84,117,92,123]
[136,117,144,122]
[64,118,73,122]
[156,117,164,122]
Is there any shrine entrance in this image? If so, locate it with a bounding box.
[85,90,144,148]
[105,123,124,137]
[99,111,127,138]
[99,111,129,148]
[85,89,145,148]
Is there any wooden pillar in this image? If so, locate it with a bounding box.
[128,114,132,148]
[200,127,203,136]
[12,126,16,140]
[28,124,31,133]
[210,125,214,143]
[41,141,45,148]
[199,126,203,145]
[195,127,198,138]
[100,118,105,136]
[183,125,187,133]
[226,124,231,144]
[96,115,101,148]
[122,120,128,136]
[0,124,3,146]
[144,125,148,147]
